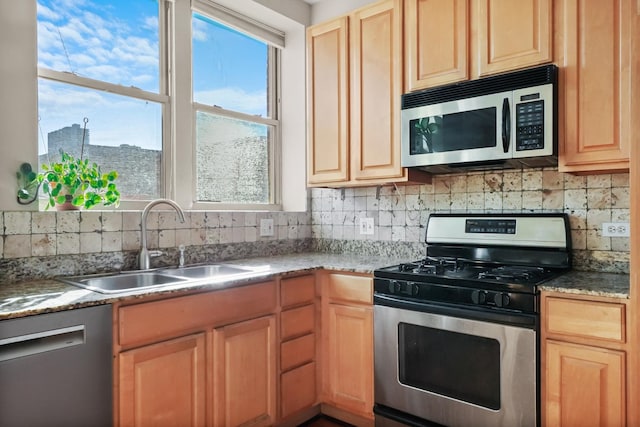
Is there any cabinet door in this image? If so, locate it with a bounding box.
[350,0,404,181]
[326,303,373,417]
[307,17,349,185]
[405,0,469,91]
[555,0,631,172]
[474,0,552,77]
[545,340,625,427]
[119,333,206,427]
[212,315,276,427]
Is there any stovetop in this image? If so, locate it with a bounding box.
[373,213,572,314]
[390,256,560,287]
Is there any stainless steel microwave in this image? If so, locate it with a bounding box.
[401,65,558,173]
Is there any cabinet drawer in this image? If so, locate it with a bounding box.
[281,362,316,418]
[281,304,315,340]
[118,281,277,348]
[281,334,315,372]
[545,297,626,343]
[281,275,315,308]
[327,274,372,304]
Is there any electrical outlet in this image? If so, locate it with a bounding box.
[260,218,274,236]
[359,217,374,235]
[602,222,630,237]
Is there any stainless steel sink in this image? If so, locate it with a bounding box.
[159,264,255,280]
[59,271,189,294]
[59,264,269,294]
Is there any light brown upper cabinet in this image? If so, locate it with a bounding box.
[473,0,552,77]
[405,0,552,92]
[404,0,469,91]
[307,0,429,187]
[307,17,349,185]
[554,0,632,173]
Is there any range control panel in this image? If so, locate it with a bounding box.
[465,219,516,234]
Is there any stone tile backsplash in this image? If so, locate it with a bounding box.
[0,210,311,265]
[0,167,631,281]
[309,168,630,273]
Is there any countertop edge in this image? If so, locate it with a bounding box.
[0,254,631,320]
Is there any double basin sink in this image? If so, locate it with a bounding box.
[60,264,269,294]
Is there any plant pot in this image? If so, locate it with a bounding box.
[56,195,79,211]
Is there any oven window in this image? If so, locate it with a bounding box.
[409,107,497,155]
[398,323,500,410]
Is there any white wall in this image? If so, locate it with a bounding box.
[0,1,38,211]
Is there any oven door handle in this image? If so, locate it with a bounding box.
[374,294,537,329]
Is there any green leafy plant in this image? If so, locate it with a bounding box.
[21,150,121,210]
[16,162,39,204]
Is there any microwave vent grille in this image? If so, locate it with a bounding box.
[402,64,557,109]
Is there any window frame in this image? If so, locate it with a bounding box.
[35,0,283,211]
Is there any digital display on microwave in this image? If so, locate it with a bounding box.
[409,107,497,155]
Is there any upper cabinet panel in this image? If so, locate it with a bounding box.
[474,0,552,77]
[350,0,405,181]
[404,0,469,91]
[555,0,631,173]
[306,18,350,184]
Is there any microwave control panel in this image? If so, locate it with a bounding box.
[515,100,545,151]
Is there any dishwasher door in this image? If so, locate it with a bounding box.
[0,305,112,427]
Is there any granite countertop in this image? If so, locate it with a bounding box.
[0,252,631,320]
[540,270,630,299]
[0,252,405,320]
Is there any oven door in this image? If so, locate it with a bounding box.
[374,295,537,427]
[401,90,513,169]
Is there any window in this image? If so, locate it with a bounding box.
[191,4,281,205]
[36,0,282,208]
[36,0,165,201]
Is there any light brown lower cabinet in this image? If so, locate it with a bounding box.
[212,315,277,427]
[115,272,377,426]
[542,292,628,427]
[321,272,374,422]
[545,340,625,427]
[119,333,206,427]
[279,274,318,422]
[114,281,278,427]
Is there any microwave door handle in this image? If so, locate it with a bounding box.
[502,97,511,153]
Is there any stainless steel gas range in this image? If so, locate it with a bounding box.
[373,213,572,427]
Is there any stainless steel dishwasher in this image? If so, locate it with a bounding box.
[0,305,112,427]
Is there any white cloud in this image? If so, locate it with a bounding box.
[38,0,159,90]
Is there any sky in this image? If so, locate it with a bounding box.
[36,0,269,152]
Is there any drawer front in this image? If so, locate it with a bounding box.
[545,297,626,343]
[281,362,316,418]
[281,334,315,372]
[118,281,277,348]
[281,304,315,341]
[327,273,372,304]
[281,275,315,308]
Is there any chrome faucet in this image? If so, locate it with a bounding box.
[139,199,185,270]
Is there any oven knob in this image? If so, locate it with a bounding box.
[411,283,420,297]
[494,293,511,308]
[388,280,401,294]
[471,290,487,305]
